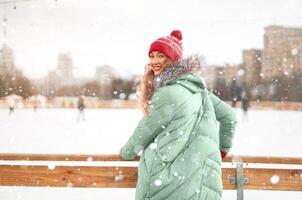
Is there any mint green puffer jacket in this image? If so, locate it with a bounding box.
[121,59,237,200]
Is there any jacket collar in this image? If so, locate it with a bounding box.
[152,55,204,90]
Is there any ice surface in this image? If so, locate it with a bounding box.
[0,108,301,199]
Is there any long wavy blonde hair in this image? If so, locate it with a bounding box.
[139,64,156,115]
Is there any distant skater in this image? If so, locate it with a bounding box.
[241,91,249,121]
[8,100,15,115]
[33,98,38,112]
[77,95,86,122]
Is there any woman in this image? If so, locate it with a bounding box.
[120,30,237,200]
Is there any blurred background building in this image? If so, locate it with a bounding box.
[262,26,302,79]
[0,43,15,77]
[0,25,301,102]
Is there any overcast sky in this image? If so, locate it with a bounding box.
[1,0,302,78]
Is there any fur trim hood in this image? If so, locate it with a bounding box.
[152,55,206,91]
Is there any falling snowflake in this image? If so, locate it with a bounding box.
[237,69,244,76]
[115,175,124,181]
[119,93,126,99]
[87,157,93,162]
[154,179,162,186]
[149,143,157,149]
[270,175,280,184]
[291,48,298,56]
[48,164,56,170]
[66,182,73,187]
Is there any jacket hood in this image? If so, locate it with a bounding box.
[153,55,206,93]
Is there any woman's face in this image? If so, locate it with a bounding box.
[149,51,173,75]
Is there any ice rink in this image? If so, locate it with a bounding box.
[0,108,301,199]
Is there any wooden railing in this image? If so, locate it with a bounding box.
[0,154,301,199]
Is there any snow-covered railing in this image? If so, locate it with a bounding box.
[0,154,301,199]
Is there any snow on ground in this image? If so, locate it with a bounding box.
[0,108,140,154]
[0,108,301,199]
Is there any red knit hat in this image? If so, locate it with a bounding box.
[148,30,183,61]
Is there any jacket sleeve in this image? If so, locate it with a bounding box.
[120,88,174,160]
[208,91,237,153]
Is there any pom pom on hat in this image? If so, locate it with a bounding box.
[170,30,182,41]
[148,30,183,61]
